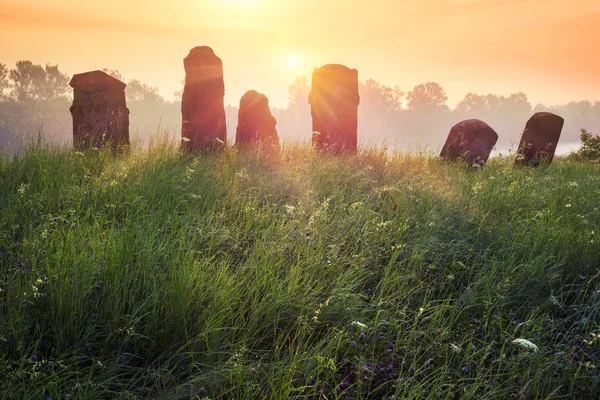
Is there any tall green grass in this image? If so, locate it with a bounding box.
[0,138,599,399]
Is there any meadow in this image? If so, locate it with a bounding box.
[0,137,599,399]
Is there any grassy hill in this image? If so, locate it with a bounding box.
[1,139,599,399]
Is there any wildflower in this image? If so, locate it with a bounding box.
[340,381,349,390]
[572,352,581,361]
[473,329,479,335]
[16,260,23,267]
[450,343,462,353]
[309,377,316,385]
[435,271,441,280]
[512,338,539,353]
[425,268,430,277]
[364,262,370,269]
[29,354,38,362]
[359,332,367,341]
[350,340,357,346]
[250,367,256,373]
[420,370,427,378]
[386,348,392,353]
[94,283,101,291]
[461,365,468,373]
[351,320,368,329]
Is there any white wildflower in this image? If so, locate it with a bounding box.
[351,320,368,329]
[512,338,539,353]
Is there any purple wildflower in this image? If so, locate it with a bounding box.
[359,332,367,341]
[350,340,357,346]
[425,268,430,277]
[309,377,316,385]
[340,381,349,390]
[94,283,101,291]
[29,354,38,362]
[572,352,581,362]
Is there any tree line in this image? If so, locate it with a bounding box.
[1,60,600,153]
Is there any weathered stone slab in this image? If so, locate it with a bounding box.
[181,46,227,151]
[309,64,360,154]
[440,119,498,166]
[69,70,129,151]
[236,90,278,149]
[515,112,564,166]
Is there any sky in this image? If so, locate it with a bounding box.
[1,0,599,108]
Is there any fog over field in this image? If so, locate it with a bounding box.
[1,63,599,155]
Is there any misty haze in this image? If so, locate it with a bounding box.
[1,1,600,399]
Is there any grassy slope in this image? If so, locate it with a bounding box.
[0,139,599,399]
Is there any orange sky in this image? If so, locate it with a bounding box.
[1,0,599,108]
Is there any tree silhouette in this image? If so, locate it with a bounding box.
[126,79,163,103]
[288,75,310,110]
[101,68,125,82]
[359,79,403,113]
[456,93,488,113]
[38,64,70,101]
[593,101,600,117]
[7,61,70,102]
[566,100,593,117]
[500,92,531,114]
[0,63,8,101]
[406,82,448,112]
[9,61,46,102]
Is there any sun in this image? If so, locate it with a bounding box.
[287,55,302,69]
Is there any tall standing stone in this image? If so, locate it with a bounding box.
[515,112,564,166]
[236,90,279,149]
[181,46,227,151]
[69,71,129,151]
[440,119,498,166]
[309,64,360,154]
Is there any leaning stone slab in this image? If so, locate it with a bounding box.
[440,119,498,166]
[69,70,129,151]
[515,112,564,166]
[236,90,279,150]
[181,46,227,151]
[309,64,360,154]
